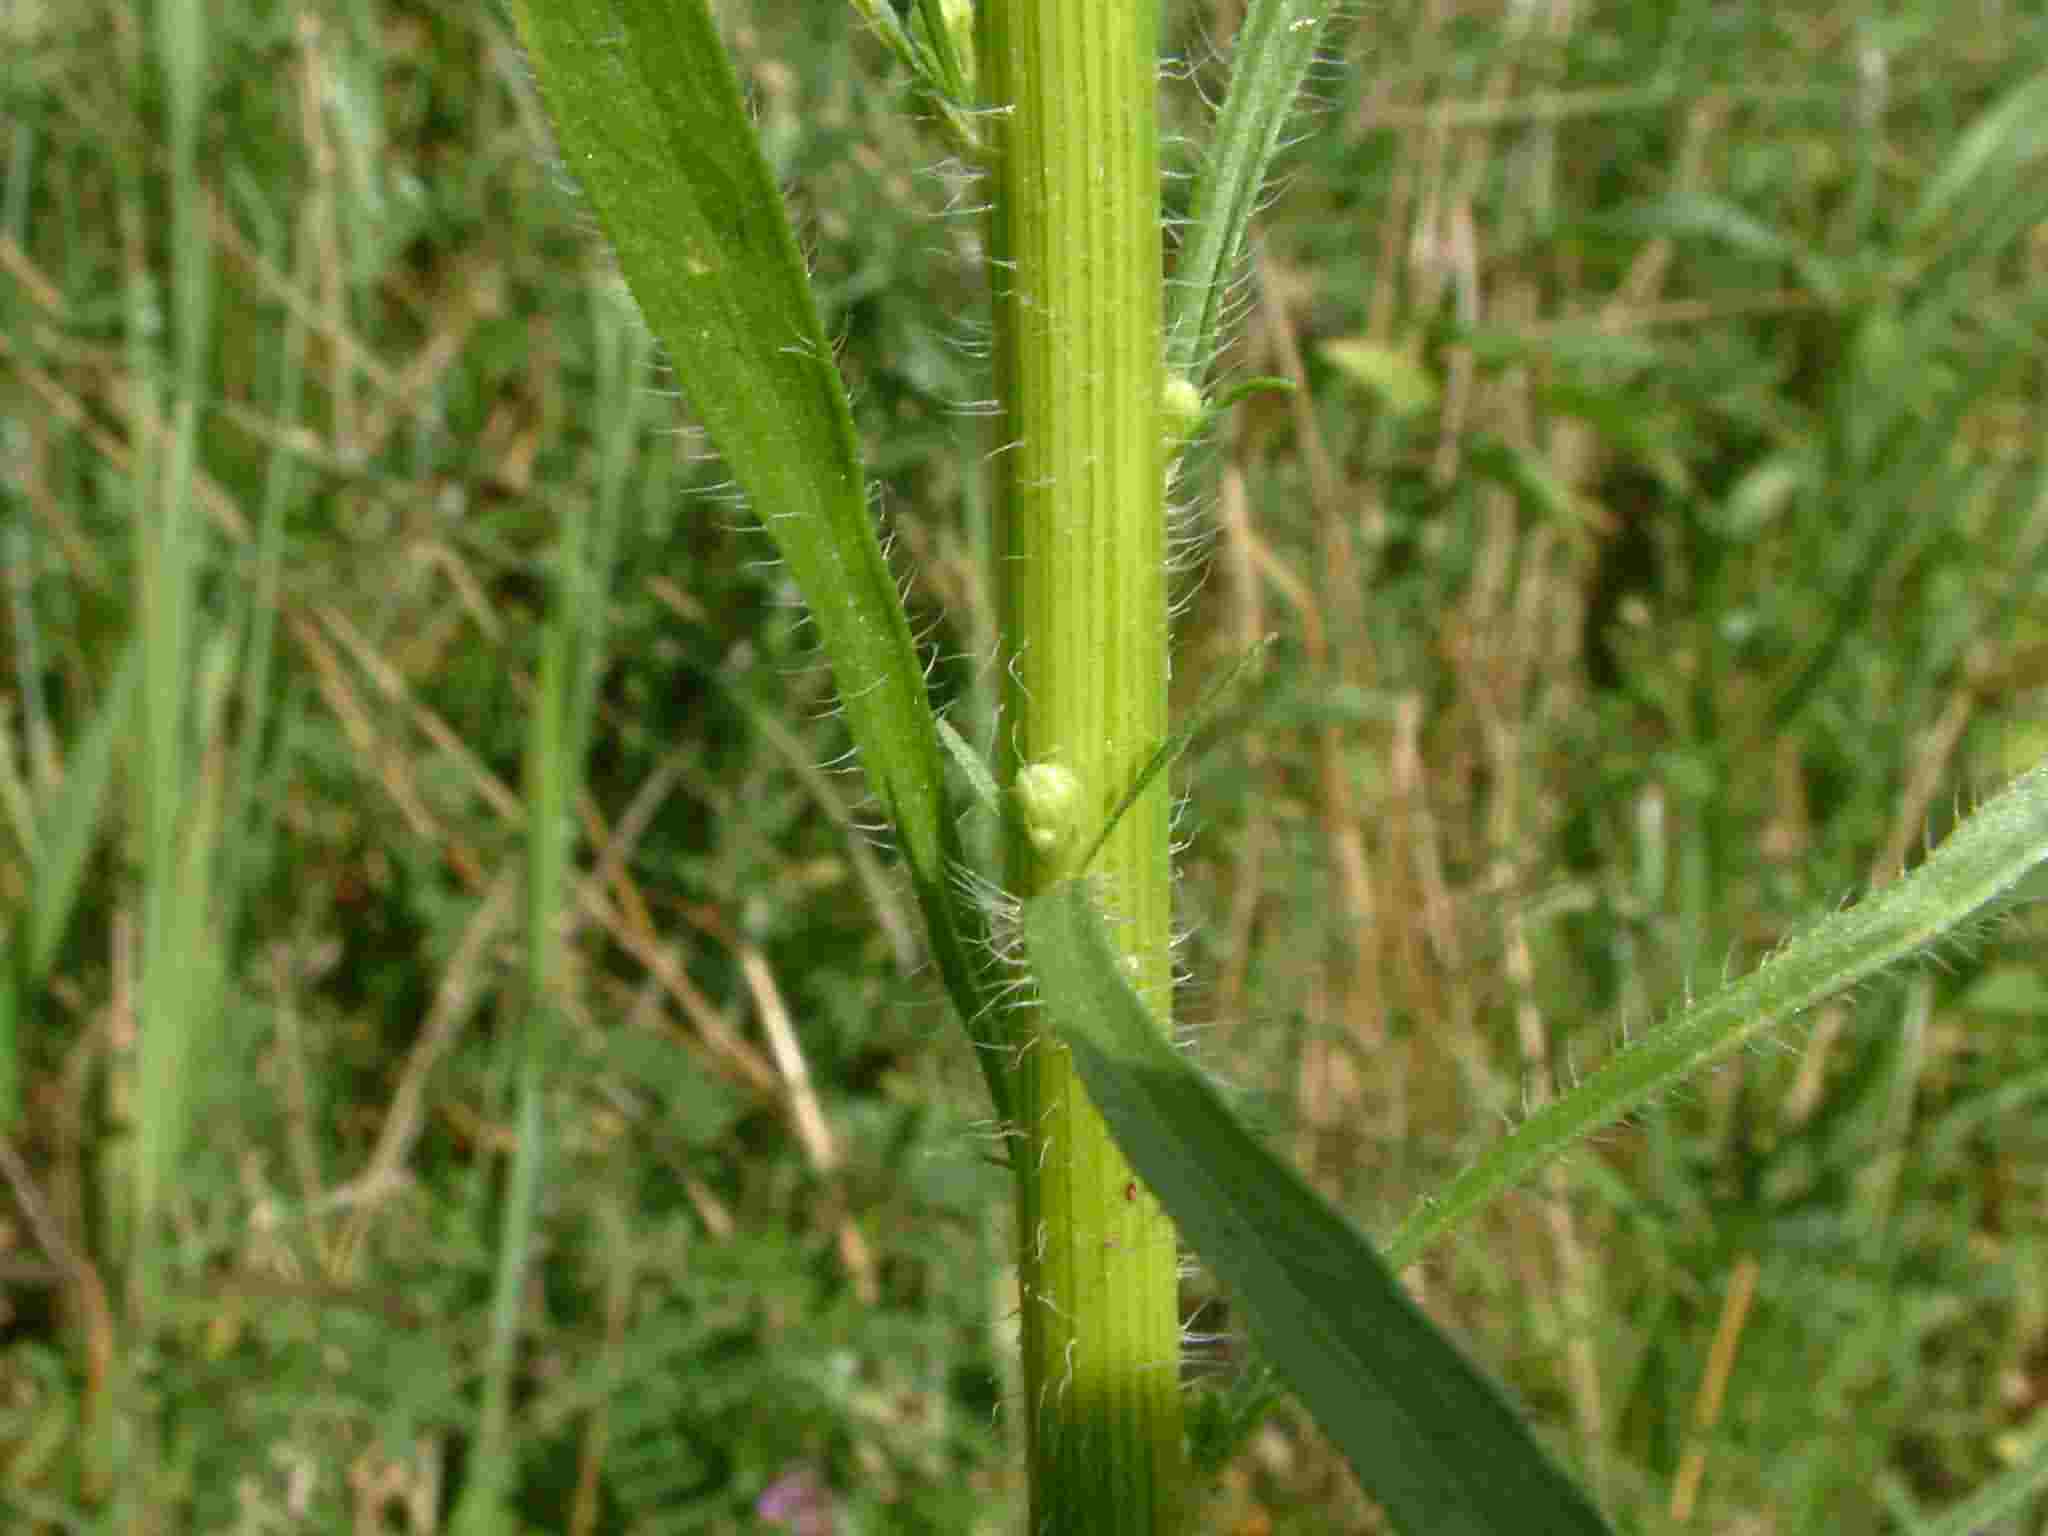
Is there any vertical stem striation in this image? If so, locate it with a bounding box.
[980,0,1182,1529]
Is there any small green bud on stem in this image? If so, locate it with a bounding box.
[1160,372,1205,467]
[1012,760,1083,858]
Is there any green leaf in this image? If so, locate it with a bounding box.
[1022,879,1613,1536]
[1453,322,1663,376]
[19,640,140,985]
[606,1028,747,1145]
[1602,195,1842,304]
[937,716,1002,819]
[1185,1363,1287,1481]
[1911,68,2048,237]
[512,0,1004,1120]
[1467,435,1595,534]
[846,0,980,151]
[1388,756,2048,1269]
[1904,1426,2048,1536]
[1319,337,1439,418]
[1166,0,1337,383]
[1958,964,2048,1017]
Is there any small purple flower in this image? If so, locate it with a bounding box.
[756,1464,839,1536]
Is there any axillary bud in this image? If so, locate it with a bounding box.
[1012,761,1083,856]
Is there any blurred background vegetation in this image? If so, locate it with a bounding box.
[5,0,2048,1530]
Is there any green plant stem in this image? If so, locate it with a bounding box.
[980,1,1182,1529]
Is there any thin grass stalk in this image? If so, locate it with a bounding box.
[217,268,309,914]
[1,522,39,1134]
[460,291,641,1531]
[105,0,219,1515]
[980,1,1182,1528]
[129,0,204,1293]
[459,590,582,1532]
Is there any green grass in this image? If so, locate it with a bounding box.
[4,0,2048,1530]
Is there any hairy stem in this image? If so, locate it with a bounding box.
[980,0,1183,1529]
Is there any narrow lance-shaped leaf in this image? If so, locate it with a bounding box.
[1387,755,2048,1269]
[510,0,1005,1117]
[1022,878,1614,1536]
[1166,0,1337,384]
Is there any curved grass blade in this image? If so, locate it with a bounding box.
[511,0,1004,1118]
[1022,879,1613,1536]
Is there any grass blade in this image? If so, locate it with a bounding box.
[18,643,140,986]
